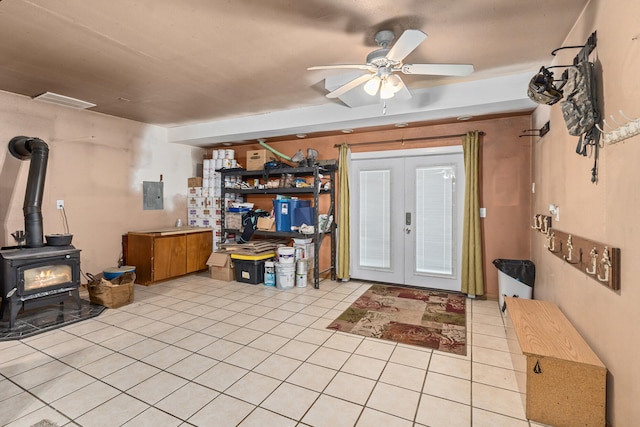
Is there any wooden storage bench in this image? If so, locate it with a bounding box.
[505,297,606,427]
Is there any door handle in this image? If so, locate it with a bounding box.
[405,227,411,234]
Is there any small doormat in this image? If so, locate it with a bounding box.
[327,284,467,355]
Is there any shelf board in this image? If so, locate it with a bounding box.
[219,165,336,178]
[223,187,331,195]
[222,228,331,239]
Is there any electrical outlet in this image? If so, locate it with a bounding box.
[56,200,64,209]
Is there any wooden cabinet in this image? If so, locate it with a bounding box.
[186,230,212,273]
[127,227,212,285]
[505,297,606,427]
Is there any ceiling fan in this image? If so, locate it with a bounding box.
[308,29,474,100]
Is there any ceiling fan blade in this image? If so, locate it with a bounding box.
[401,63,474,76]
[386,29,428,63]
[308,64,374,71]
[326,73,374,98]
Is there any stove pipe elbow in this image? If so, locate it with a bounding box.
[8,136,49,248]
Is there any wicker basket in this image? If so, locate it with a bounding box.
[87,271,135,308]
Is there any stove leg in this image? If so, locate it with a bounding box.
[8,299,21,330]
[71,288,82,310]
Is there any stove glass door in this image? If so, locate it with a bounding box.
[23,264,73,292]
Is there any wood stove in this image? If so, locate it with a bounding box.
[1,136,82,329]
[0,245,81,329]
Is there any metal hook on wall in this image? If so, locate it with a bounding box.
[519,121,550,138]
[550,32,597,64]
[602,110,640,145]
[551,45,586,56]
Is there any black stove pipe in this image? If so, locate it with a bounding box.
[8,136,49,248]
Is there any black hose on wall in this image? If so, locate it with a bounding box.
[8,136,49,248]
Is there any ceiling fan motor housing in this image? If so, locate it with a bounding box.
[374,30,395,48]
[366,48,392,66]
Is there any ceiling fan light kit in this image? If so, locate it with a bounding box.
[308,29,474,101]
[363,76,381,96]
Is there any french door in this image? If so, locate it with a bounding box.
[350,147,464,291]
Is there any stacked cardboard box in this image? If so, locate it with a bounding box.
[187,170,222,250]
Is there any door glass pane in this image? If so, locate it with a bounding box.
[24,264,72,292]
[359,169,391,268]
[415,165,455,276]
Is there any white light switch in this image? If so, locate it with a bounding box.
[479,208,486,218]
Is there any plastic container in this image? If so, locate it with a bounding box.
[232,259,265,284]
[275,262,296,290]
[493,259,535,313]
[278,246,295,264]
[264,261,276,287]
[296,259,308,287]
[273,199,312,231]
[103,265,136,280]
[293,206,315,228]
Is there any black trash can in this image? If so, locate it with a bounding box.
[492,259,535,313]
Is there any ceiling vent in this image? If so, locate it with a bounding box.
[32,92,96,109]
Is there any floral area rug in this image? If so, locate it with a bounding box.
[327,284,467,355]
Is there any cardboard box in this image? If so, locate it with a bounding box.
[188,197,205,208]
[207,252,235,281]
[188,177,203,187]
[257,217,275,231]
[246,149,269,171]
[188,186,203,196]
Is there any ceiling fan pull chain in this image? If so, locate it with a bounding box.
[383,101,387,115]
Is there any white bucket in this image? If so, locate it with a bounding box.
[276,263,296,290]
[278,246,295,264]
[296,260,308,287]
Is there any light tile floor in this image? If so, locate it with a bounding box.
[0,274,549,426]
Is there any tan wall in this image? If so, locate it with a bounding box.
[531,0,640,424]
[0,90,204,276]
[222,114,532,298]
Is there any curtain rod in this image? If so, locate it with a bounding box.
[333,131,485,148]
